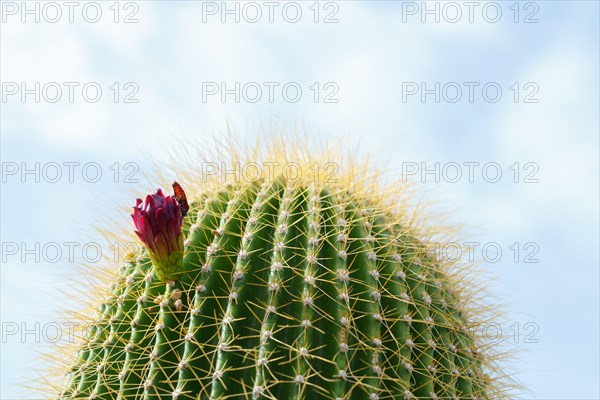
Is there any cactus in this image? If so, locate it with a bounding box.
[45,141,509,399]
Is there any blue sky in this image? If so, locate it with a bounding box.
[1,1,599,398]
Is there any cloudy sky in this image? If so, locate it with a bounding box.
[1,1,599,398]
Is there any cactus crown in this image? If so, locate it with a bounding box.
[38,138,512,399]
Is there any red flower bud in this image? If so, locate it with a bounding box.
[132,188,184,281]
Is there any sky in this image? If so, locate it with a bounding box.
[1,1,599,399]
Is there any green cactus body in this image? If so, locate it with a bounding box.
[50,149,504,400]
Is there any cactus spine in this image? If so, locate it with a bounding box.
[48,142,507,399]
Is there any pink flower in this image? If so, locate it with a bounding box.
[132,188,184,281]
